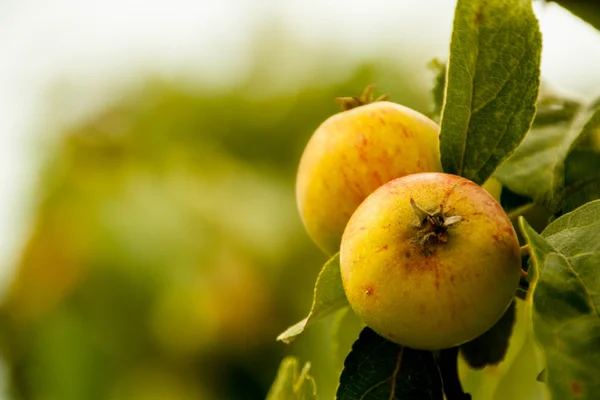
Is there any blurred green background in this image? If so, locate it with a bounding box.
[0,62,430,400]
[0,1,599,399]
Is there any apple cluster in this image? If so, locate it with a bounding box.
[295,96,521,350]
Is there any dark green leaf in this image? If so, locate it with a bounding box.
[439,0,541,184]
[500,186,532,212]
[519,213,600,399]
[337,328,443,400]
[438,347,471,400]
[551,0,600,31]
[267,356,318,400]
[459,300,516,369]
[277,253,348,343]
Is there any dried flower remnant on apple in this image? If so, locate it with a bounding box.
[410,197,463,256]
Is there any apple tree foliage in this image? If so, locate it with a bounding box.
[270,0,600,398]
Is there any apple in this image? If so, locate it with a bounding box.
[296,101,442,254]
[340,172,521,350]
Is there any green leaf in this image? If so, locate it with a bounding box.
[542,199,600,243]
[500,185,532,212]
[428,58,447,121]
[331,307,365,371]
[458,299,546,400]
[439,0,541,184]
[336,328,443,400]
[564,149,600,214]
[542,200,600,308]
[459,300,516,369]
[519,212,600,399]
[563,108,600,213]
[267,356,318,400]
[531,252,600,399]
[495,105,599,214]
[495,123,572,211]
[575,106,600,148]
[277,253,348,344]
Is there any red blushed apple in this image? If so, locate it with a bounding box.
[340,172,521,350]
[296,101,442,255]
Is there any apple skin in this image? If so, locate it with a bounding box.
[340,172,521,350]
[296,101,442,255]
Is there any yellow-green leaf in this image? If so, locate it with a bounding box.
[519,207,600,399]
[267,357,318,400]
[277,254,348,343]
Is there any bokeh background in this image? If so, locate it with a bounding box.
[0,1,599,399]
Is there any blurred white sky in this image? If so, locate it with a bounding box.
[0,0,600,292]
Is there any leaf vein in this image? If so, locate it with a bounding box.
[471,42,531,179]
[359,379,391,400]
[388,347,404,400]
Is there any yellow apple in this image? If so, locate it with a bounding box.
[296,101,442,254]
[340,172,521,350]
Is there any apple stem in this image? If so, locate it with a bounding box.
[334,83,389,111]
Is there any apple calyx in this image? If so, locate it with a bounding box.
[334,84,389,111]
[410,198,462,256]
